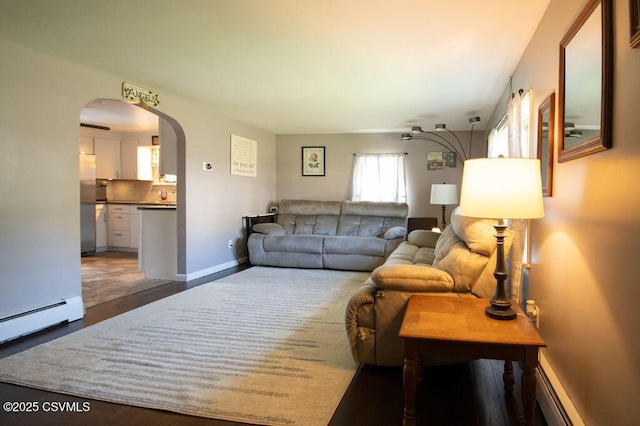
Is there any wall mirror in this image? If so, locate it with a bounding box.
[538,93,555,196]
[558,0,612,162]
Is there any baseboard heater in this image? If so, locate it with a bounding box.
[536,352,585,426]
[0,296,84,344]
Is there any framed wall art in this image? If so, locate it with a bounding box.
[427,151,456,170]
[302,146,325,176]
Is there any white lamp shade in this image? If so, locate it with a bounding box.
[459,158,544,219]
[430,184,458,205]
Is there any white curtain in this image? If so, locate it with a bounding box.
[505,90,532,303]
[507,92,523,157]
[351,153,407,203]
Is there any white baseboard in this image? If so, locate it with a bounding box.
[0,296,84,343]
[177,257,248,282]
[537,351,585,426]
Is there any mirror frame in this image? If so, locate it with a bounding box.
[558,0,613,163]
[538,93,555,197]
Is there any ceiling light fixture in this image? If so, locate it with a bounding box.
[401,117,481,165]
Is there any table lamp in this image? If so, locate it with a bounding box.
[459,158,544,320]
[430,183,458,229]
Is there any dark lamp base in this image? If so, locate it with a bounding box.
[485,305,517,320]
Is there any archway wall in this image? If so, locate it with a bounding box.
[0,38,276,320]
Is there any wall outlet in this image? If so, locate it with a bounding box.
[228,239,234,248]
[203,162,213,171]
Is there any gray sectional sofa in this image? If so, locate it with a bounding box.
[247,199,409,271]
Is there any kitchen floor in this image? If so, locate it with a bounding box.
[81,251,174,308]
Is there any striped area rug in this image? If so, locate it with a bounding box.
[0,267,370,425]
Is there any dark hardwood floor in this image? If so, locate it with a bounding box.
[0,265,547,426]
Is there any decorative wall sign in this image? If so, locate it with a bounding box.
[122,82,159,107]
[231,134,257,177]
[302,146,325,176]
[427,152,456,169]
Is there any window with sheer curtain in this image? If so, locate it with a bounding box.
[351,153,407,203]
[487,90,532,158]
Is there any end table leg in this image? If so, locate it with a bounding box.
[403,341,418,426]
[522,348,539,426]
[503,360,514,395]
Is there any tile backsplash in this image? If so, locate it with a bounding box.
[106,180,177,204]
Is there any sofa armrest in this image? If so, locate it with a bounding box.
[371,264,454,292]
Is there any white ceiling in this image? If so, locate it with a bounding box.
[0,0,550,134]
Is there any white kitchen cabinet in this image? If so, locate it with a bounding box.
[94,138,121,179]
[120,139,140,179]
[95,204,107,250]
[79,135,94,154]
[107,204,130,249]
[137,146,157,181]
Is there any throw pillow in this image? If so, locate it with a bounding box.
[383,226,406,240]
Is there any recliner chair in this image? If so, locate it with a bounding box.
[345,207,515,367]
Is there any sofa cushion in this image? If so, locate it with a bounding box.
[252,223,286,236]
[337,215,406,237]
[450,207,497,257]
[384,242,436,266]
[324,236,386,257]
[340,200,408,217]
[407,229,441,248]
[263,235,324,254]
[279,199,341,215]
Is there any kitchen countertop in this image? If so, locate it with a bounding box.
[100,201,176,206]
[137,205,177,210]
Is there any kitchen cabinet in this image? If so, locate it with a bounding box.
[95,204,107,250]
[120,139,141,179]
[137,146,158,181]
[79,135,93,154]
[107,204,142,250]
[107,204,130,249]
[95,138,120,179]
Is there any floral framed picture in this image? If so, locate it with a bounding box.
[302,146,325,176]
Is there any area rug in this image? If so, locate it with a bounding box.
[0,267,370,425]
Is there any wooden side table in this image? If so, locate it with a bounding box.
[399,295,545,426]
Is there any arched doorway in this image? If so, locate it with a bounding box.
[79,98,185,307]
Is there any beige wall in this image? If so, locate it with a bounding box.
[492,0,640,423]
[276,131,486,222]
[0,39,276,319]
